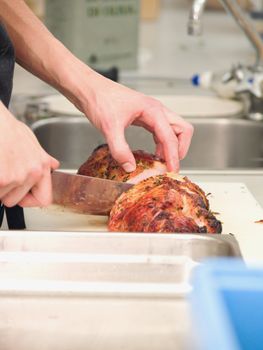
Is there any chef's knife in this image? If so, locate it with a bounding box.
[51,171,133,215]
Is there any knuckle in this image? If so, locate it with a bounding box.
[0,176,9,188]
[141,96,163,114]
[29,166,43,181]
[149,98,163,110]
[52,158,60,169]
[41,157,51,170]
[39,193,52,207]
[13,176,25,187]
[2,197,16,208]
[186,123,194,135]
[157,125,176,143]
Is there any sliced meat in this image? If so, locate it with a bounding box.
[108,173,222,234]
[78,144,167,184]
[78,145,222,234]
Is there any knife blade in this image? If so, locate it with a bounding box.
[51,171,133,215]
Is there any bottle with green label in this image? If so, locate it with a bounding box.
[45,0,140,70]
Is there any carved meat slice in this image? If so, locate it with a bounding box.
[78,145,222,234]
[78,144,167,184]
[108,173,222,234]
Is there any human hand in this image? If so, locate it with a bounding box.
[72,70,193,172]
[0,1,192,173]
[0,103,59,207]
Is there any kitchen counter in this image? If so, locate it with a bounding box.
[1,169,263,263]
[184,170,263,264]
[184,169,263,207]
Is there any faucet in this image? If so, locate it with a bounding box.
[188,0,263,66]
[188,0,263,120]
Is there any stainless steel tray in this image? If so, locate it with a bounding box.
[0,232,241,350]
[0,231,241,257]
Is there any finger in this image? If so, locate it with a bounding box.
[153,119,180,172]
[18,192,42,207]
[1,168,41,207]
[0,182,17,200]
[134,114,179,171]
[155,142,164,159]
[171,123,194,160]
[0,170,22,198]
[134,121,165,161]
[105,126,136,172]
[1,183,34,208]
[30,170,53,207]
[50,156,60,170]
[152,134,164,160]
[166,110,194,160]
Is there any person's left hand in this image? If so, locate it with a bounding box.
[66,69,194,173]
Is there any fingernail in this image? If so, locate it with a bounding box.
[122,162,136,173]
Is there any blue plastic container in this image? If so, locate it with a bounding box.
[191,259,263,350]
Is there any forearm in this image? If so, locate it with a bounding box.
[0,0,93,102]
[0,0,193,172]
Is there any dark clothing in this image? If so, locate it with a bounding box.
[0,24,15,106]
[0,23,26,229]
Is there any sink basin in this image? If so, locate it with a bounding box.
[31,116,263,169]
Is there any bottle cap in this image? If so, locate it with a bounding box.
[192,74,200,86]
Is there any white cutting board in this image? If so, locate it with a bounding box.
[1,182,263,261]
[2,181,262,233]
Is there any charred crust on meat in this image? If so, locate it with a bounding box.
[92,143,108,153]
[78,145,222,234]
[78,144,166,183]
[109,173,222,234]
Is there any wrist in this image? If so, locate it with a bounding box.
[53,54,100,114]
[0,101,17,123]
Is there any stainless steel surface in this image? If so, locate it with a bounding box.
[184,117,263,169]
[52,171,132,215]
[188,0,263,65]
[0,231,241,260]
[32,116,263,170]
[188,0,206,35]
[0,232,241,350]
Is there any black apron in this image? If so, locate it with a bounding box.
[0,24,26,229]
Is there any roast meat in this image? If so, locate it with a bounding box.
[78,145,222,233]
[108,173,222,233]
[78,144,167,183]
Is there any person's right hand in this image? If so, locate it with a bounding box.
[0,103,59,208]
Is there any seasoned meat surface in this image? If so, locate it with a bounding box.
[78,145,222,234]
[78,144,167,183]
[108,173,222,234]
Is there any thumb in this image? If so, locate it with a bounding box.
[51,157,60,170]
[49,155,60,170]
[106,127,136,172]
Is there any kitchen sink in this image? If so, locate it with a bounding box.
[31,116,263,169]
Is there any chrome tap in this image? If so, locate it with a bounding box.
[188,0,206,36]
[188,0,263,66]
[188,0,263,119]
